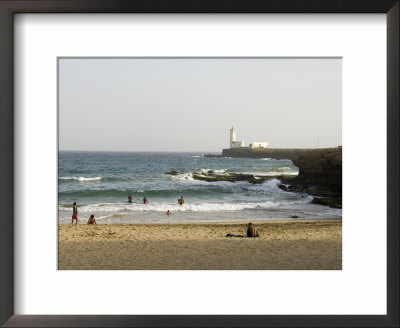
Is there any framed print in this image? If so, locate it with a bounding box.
[0,0,398,327]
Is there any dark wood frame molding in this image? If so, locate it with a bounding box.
[0,1,398,327]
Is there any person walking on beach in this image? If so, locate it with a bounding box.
[128,194,133,203]
[178,196,185,205]
[72,202,78,225]
[143,197,149,204]
[87,214,97,225]
[247,222,259,237]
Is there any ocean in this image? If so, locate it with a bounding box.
[58,151,342,224]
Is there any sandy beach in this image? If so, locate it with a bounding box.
[58,220,341,270]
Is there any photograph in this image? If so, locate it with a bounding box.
[58,57,342,270]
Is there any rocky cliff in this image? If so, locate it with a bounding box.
[209,146,342,208]
[221,146,342,188]
[281,147,342,208]
[291,147,342,187]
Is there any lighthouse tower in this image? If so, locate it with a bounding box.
[230,126,244,148]
[230,126,236,145]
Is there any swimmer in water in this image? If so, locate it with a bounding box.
[87,214,97,225]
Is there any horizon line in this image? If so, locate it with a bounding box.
[58,146,336,153]
[59,150,222,153]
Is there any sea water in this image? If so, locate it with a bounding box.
[58,151,342,224]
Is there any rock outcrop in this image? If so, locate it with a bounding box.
[165,170,295,184]
[192,172,295,184]
[280,147,342,208]
[165,171,181,175]
[291,147,342,187]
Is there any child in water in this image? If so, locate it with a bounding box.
[143,197,149,204]
[87,214,97,225]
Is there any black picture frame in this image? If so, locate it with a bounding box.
[0,1,398,327]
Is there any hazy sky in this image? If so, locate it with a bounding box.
[59,58,341,152]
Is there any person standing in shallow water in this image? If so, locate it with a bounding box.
[178,196,185,205]
[72,202,78,224]
[128,194,132,203]
[143,197,149,204]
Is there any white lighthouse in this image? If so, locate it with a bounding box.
[230,126,245,148]
[230,126,236,143]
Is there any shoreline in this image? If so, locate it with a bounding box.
[59,217,342,225]
[59,220,342,270]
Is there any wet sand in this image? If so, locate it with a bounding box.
[58,220,341,270]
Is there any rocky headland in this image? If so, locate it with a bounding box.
[168,147,342,209]
[280,147,342,208]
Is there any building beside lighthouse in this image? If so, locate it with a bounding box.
[230,126,245,148]
[249,142,268,149]
[229,126,268,149]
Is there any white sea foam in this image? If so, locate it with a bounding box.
[170,169,228,181]
[169,169,298,184]
[58,198,310,214]
[60,176,102,182]
[196,168,227,174]
[243,171,298,177]
[170,173,195,181]
[96,213,129,220]
[257,178,282,189]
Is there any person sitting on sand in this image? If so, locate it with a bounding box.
[247,222,259,237]
[72,202,78,225]
[178,196,185,205]
[143,197,149,204]
[167,210,171,216]
[128,194,133,203]
[87,214,97,225]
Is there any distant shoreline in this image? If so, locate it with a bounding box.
[59,150,222,153]
[58,148,331,154]
[221,146,341,160]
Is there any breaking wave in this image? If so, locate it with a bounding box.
[58,199,309,214]
[59,176,102,182]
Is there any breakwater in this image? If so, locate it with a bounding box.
[222,147,318,160]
